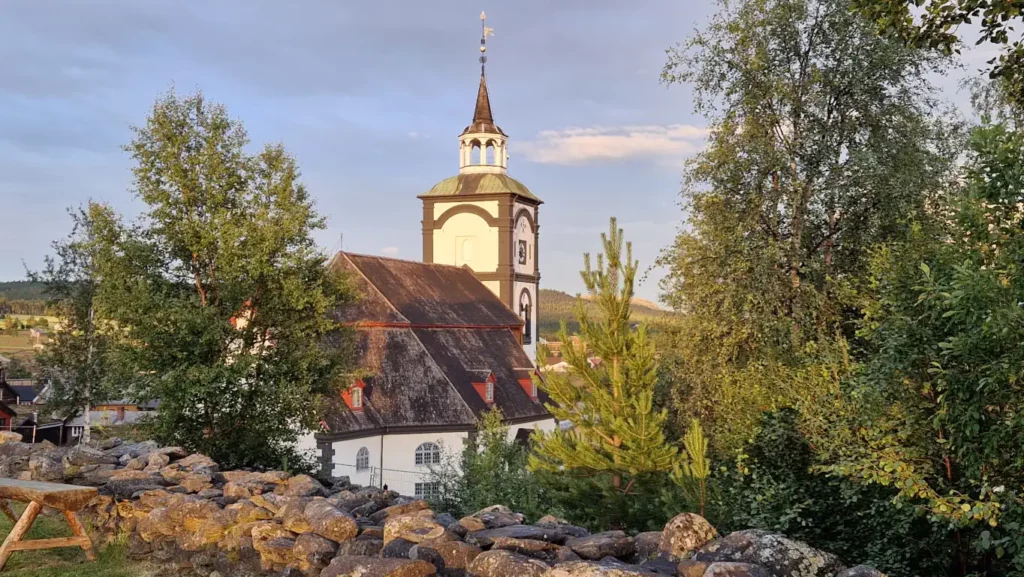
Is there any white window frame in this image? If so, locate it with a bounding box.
[356,447,369,471]
[414,442,441,466]
[414,482,441,500]
[350,386,362,409]
[486,381,494,402]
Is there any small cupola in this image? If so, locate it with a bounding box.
[459,12,508,175]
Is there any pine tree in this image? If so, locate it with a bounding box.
[529,218,679,490]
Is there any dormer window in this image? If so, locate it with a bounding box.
[472,372,496,405]
[519,375,539,401]
[343,380,366,412]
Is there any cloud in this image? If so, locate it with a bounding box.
[516,124,708,165]
[380,246,400,256]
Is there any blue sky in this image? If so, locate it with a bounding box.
[0,0,985,302]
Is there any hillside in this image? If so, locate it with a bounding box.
[538,288,667,339]
[0,281,46,301]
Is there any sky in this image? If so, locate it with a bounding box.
[0,0,989,302]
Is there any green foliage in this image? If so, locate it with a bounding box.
[55,89,355,470]
[32,203,123,424]
[711,410,951,577]
[4,356,33,379]
[530,218,679,486]
[428,409,546,520]
[805,120,1024,574]
[657,0,958,454]
[853,0,1024,109]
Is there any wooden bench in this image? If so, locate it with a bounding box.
[0,478,98,571]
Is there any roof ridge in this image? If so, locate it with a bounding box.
[341,251,476,272]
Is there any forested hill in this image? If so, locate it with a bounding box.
[538,288,667,339]
[0,281,46,301]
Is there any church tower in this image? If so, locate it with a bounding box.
[419,13,542,361]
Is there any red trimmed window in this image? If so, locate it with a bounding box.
[342,380,366,412]
[472,373,496,405]
[519,378,538,400]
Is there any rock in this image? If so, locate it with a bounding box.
[556,547,583,563]
[349,499,383,518]
[258,537,296,567]
[545,560,652,577]
[252,493,287,514]
[197,488,224,499]
[28,452,64,481]
[660,514,717,561]
[65,446,118,467]
[538,515,571,525]
[147,452,171,469]
[640,557,678,575]
[469,550,549,577]
[99,437,122,450]
[279,474,325,497]
[179,473,214,493]
[536,517,591,539]
[459,505,524,532]
[692,530,842,577]
[155,446,189,460]
[339,536,385,556]
[677,560,710,577]
[416,540,482,577]
[293,533,338,572]
[279,499,314,534]
[228,500,275,524]
[466,525,568,548]
[102,478,168,500]
[836,567,886,577]
[383,538,418,559]
[321,556,437,577]
[491,537,561,561]
[410,544,447,573]
[370,500,431,524]
[567,531,636,561]
[703,562,769,577]
[175,453,219,471]
[385,512,446,544]
[304,500,359,543]
[634,532,662,562]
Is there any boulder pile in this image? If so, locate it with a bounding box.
[0,436,886,577]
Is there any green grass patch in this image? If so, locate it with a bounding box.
[0,505,151,577]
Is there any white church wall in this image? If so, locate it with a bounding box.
[432,212,500,273]
[330,430,468,497]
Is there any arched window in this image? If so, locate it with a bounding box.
[356,447,369,470]
[485,142,496,165]
[519,290,532,345]
[414,442,441,466]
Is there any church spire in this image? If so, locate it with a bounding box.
[462,13,505,137]
[458,12,508,173]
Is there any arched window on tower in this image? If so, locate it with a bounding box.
[472,141,482,165]
[519,290,532,345]
[485,142,496,165]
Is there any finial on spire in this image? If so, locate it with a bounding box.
[479,11,494,76]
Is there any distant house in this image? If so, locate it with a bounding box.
[64,399,159,441]
[0,402,17,429]
[7,380,38,405]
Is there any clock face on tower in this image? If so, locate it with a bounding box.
[514,214,533,273]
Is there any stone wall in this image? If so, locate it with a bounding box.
[0,434,887,577]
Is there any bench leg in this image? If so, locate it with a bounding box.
[0,500,41,571]
[0,501,15,524]
[62,511,96,561]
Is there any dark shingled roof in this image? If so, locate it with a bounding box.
[333,253,522,327]
[10,386,36,404]
[318,253,551,440]
[461,73,505,137]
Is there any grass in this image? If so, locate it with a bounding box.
[0,332,35,353]
[0,504,152,577]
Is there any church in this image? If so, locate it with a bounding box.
[313,15,556,498]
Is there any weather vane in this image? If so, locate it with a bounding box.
[480,11,494,75]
